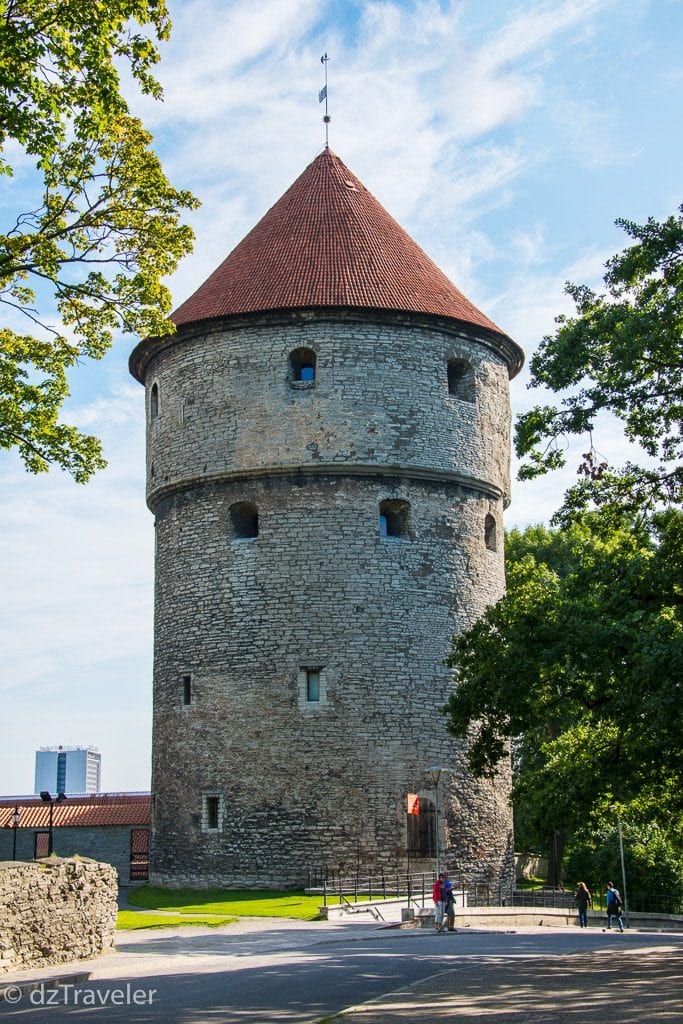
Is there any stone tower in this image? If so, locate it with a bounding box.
[130,149,523,889]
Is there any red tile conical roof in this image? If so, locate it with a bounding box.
[172,149,508,340]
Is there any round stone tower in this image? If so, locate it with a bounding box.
[130,149,523,889]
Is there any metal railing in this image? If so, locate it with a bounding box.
[308,867,683,917]
[512,886,683,916]
[311,870,435,908]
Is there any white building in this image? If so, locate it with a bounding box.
[34,746,101,795]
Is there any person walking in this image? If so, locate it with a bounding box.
[574,881,592,928]
[443,871,456,931]
[432,872,445,932]
[605,882,625,932]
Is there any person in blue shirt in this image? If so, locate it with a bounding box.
[443,871,456,931]
[605,882,624,932]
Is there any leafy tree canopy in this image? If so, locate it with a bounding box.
[564,787,683,905]
[515,207,683,523]
[444,514,683,830]
[0,0,199,480]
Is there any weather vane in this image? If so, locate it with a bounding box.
[319,53,331,148]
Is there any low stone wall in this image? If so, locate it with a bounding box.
[403,905,683,932]
[0,858,118,974]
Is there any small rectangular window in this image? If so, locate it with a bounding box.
[306,670,320,702]
[205,796,219,830]
[200,792,222,833]
[379,499,410,539]
[182,675,192,705]
[298,666,326,711]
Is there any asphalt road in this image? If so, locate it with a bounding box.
[2,924,681,1023]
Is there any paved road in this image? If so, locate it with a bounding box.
[1,921,681,1023]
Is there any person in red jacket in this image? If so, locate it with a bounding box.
[432,872,445,931]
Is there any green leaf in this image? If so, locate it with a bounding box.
[515,206,683,518]
[0,1,199,481]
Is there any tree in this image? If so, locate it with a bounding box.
[450,207,683,886]
[515,207,683,522]
[564,796,683,911]
[443,515,683,876]
[0,0,199,481]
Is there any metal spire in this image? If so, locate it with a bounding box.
[319,53,331,148]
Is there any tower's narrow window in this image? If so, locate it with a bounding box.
[298,666,326,710]
[447,359,475,402]
[150,382,159,420]
[230,502,259,540]
[407,797,436,857]
[182,674,192,706]
[484,513,497,551]
[289,347,317,384]
[379,499,410,539]
[201,793,222,832]
[306,670,320,702]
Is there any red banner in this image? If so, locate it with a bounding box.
[406,793,420,816]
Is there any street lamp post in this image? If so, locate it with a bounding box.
[11,807,21,860]
[40,791,66,856]
[427,767,452,876]
[615,811,629,928]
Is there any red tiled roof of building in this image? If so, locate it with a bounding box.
[172,148,508,339]
[0,793,150,829]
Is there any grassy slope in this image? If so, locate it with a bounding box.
[117,910,237,930]
[127,887,328,921]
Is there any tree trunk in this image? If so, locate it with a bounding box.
[547,829,566,889]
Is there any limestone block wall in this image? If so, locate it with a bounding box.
[139,307,516,891]
[142,311,513,508]
[150,472,512,888]
[0,858,118,973]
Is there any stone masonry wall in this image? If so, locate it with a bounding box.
[150,473,512,888]
[0,858,118,973]
[0,827,142,885]
[143,311,512,509]
[143,310,515,890]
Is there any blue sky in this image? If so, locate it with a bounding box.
[1,0,681,795]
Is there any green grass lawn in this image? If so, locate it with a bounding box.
[117,910,236,930]
[127,886,336,921]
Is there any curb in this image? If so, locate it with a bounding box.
[0,972,92,1002]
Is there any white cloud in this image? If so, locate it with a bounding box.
[481,0,609,70]
[135,0,321,125]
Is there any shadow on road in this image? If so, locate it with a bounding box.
[341,948,683,1023]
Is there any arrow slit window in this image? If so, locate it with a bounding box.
[485,513,497,551]
[447,359,475,402]
[150,382,159,421]
[230,502,259,540]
